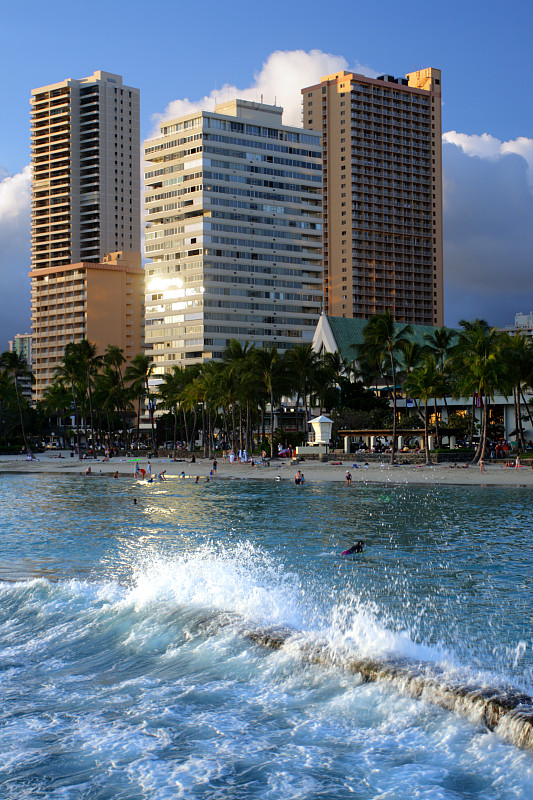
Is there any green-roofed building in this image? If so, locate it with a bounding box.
[311,313,443,364]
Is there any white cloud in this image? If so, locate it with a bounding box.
[443,131,533,191]
[0,166,31,349]
[442,136,533,327]
[150,48,378,134]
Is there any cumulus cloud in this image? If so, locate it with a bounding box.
[0,166,31,350]
[150,48,378,133]
[442,134,533,327]
[443,131,533,191]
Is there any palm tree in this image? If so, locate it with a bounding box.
[253,345,289,458]
[403,357,440,464]
[450,320,505,462]
[159,366,186,460]
[104,345,131,450]
[54,345,84,458]
[73,339,103,453]
[358,311,413,463]
[499,333,533,450]
[285,343,321,431]
[0,352,33,455]
[125,354,156,450]
[223,340,256,451]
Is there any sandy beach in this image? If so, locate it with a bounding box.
[2,451,533,487]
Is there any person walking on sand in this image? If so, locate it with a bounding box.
[212,458,218,475]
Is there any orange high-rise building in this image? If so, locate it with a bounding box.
[302,68,442,325]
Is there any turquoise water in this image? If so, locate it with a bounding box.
[0,473,532,798]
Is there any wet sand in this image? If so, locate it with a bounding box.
[1,452,533,487]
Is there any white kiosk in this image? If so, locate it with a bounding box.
[296,415,333,458]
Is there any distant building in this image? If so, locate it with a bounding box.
[501,312,533,338]
[30,252,144,399]
[29,70,142,399]
[302,68,443,326]
[144,99,323,374]
[8,333,33,401]
[8,333,32,366]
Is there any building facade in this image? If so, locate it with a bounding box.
[501,312,533,339]
[30,252,144,399]
[29,70,142,400]
[8,333,33,401]
[302,68,443,326]
[30,70,140,268]
[144,99,323,374]
[8,333,33,366]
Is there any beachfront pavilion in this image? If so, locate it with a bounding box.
[339,429,429,454]
[312,314,533,447]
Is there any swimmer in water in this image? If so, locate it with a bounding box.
[341,540,365,555]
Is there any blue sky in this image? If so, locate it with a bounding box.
[1,0,532,347]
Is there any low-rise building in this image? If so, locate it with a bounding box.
[30,251,144,400]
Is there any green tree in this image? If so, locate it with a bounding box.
[403,358,441,465]
[450,320,505,462]
[357,311,413,463]
[0,352,34,456]
[125,354,156,450]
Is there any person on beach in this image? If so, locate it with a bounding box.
[85,467,92,475]
[294,470,301,485]
[147,461,152,478]
[195,476,199,484]
[134,463,141,479]
[212,458,218,475]
[346,471,352,486]
[113,471,118,479]
[479,458,484,473]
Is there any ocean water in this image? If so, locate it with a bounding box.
[0,472,532,799]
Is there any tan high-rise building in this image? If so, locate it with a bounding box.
[30,252,144,399]
[302,68,443,326]
[29,71,143,398]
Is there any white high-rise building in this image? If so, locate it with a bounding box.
[143,100,323,372]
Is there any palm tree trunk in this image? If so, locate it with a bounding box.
[172,407,178,460]
[433,398,440,448]
[424,402,432,465]
[519,387,533,429]
[13,379,32,457]
[71,381,82,460]
[202,405,207,458]
[470,396,476,446]
[389,350,396,464]
[270,388,275,459]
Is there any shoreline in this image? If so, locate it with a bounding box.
[2,452,533,487]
